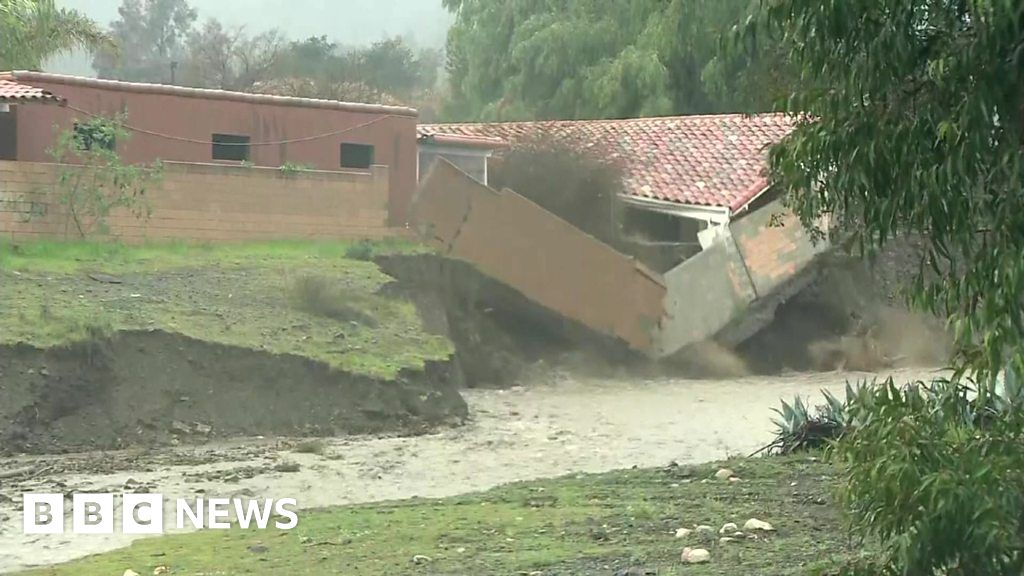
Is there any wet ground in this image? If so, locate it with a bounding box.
[0,367,944,573]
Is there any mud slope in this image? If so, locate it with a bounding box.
[376,253,645,388]
[0,330,467,454]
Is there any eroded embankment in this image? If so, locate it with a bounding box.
[0,330,467,454]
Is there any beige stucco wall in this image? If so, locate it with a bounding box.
[411,159,666,353]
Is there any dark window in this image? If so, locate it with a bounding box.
[212,133,250,162]
[0,105,16,160]
[73,122,115,152]
[340,143,374,169]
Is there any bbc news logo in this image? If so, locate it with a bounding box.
[23,494,299,534]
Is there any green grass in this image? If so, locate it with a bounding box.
[20,456,864,576]
[0,238,426,274]
[0,239,448,378]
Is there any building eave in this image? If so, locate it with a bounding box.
[619,194,731,224]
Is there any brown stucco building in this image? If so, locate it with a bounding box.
[0,71,419,225]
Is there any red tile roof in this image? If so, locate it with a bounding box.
[419,114,796,211]
[0,77,65,105]
[417,132,507,150]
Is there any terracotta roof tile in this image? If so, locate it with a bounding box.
[417,132,507,150]
[419,114,796,211]
[0,78,65,104]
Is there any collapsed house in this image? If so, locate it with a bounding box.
[413,115,830,361]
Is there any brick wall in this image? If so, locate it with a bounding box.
[0,160,403,242]
[655,198,829,357]
[730,202,824,298]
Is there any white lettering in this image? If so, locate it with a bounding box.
[234,499,273,529]
[176,498,204,529]
[123,494,164,535]
[273,498,298,530]
[207,498,231,529]
[23,494,63,534]
[72,494,113,534]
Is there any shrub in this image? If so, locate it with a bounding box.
[288,274,379,327]
[763,383,864,455]
[344,239,375,261]
[833,376,1024,575]
[488,134,626,248]
[46,114,162,238]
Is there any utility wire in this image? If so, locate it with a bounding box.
[65,104,396,146]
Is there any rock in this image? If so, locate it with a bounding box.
[170,420,192,435]
[728,476,741,483]
[88,272,123,284]
[695,525,715,536]
[193,422,213,435]
[713,468,734,480]
[122,571,140,576]
[719,537,738,544]
[39,367,50,377]
[153,567,169,575]
[615,568,656,576]
[719,522,738,534]
[743,518,775,532]
[247,545,269,554]
[681,547,711,564]
[674,527,692,538]
[412,554,432,564]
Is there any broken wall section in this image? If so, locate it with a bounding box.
[411,159,666,354]
[655,200,830,357]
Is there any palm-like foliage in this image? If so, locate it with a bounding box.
[1,0,113,71]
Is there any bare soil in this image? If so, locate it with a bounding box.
[0,366,944,573]
[0,331,466,455]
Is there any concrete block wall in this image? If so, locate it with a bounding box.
[0,160,404,242]
[654,199,829,357]
[730,203,823,298]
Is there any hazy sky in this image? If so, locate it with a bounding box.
[48,0,453,76]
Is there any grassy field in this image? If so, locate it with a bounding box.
[0,239,451,378]
[22,456,863,576]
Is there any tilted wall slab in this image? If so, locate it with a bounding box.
[411,159,666,353]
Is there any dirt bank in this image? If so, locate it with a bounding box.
[737,237,952,374]
[376,254,645,388]
[0,330,467,455]
[0,367,945,573]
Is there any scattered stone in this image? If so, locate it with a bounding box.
[728,476,741,483]
[88,272,123,284]
[615,568,656,576]
[743,518,775,532]
[122,571,140,576]
[713,468,734,480]
[193,422,213,435]
[674,527,692,538]
[272,461,301,473]
[719,537,738,544]
[695,525,715,536]
[247,545,269,554]
[153,566,169,575]
[681,547,711,564]
[39,367,50,377]
[411,554,432,564]
[719,522,738,534]
[170,420,191,435]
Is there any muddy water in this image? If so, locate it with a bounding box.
[0,368,944,573]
